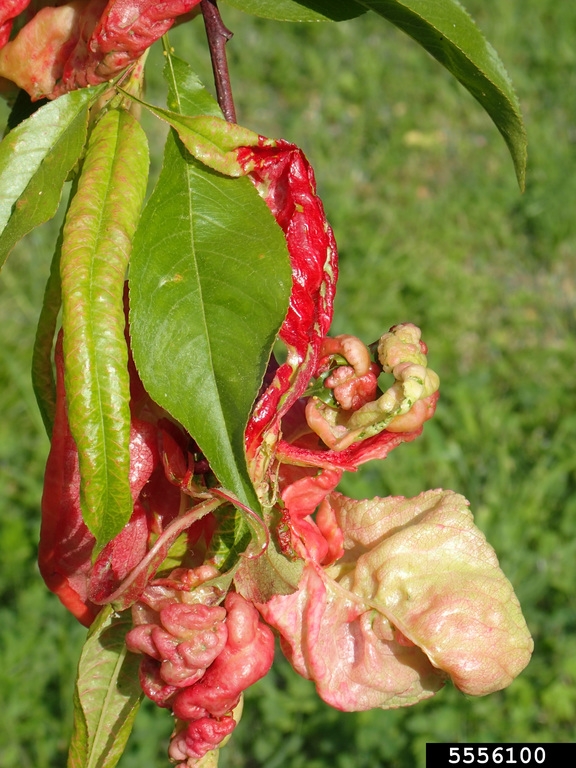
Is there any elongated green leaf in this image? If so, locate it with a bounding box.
[357,0,526,188]
[61,108,149,545]
[31,224,63,437]
[0,85,105,269]
[130,61,291,514]
[68,606,143,768]
[223,0,366,21]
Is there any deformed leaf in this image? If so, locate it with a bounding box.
[259,561,444,711]
[222,0,366,22]
[357,0,527,188]
[67,606,143,768]
[259,489,533,711]
[61,108,149,545]
[335,489,534,696]
[0,85,105,269]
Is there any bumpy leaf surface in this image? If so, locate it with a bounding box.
[260,489,533,709]
[357,0,527,187]
[259,561,445,711]
[61,107,149,544]
[68,606,143,768]
[333,489,534,695]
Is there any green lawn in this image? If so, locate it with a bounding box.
[1,2,575,766]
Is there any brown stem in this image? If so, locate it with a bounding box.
[201,0,237,123]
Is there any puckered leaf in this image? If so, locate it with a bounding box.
[61,107,149,545]
[0,85,105,269]
[222,0,366,22]
[259,561,445,711]
[241,141,339,482]
[357,0,527,188]
[304,324,440,451]
[259,489,532,709]
[129,57,291,515]
[67,606,143,768]
[332,488,534,695]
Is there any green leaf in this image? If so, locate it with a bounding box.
[222,0,366,22]
[163,53,224,118]
[67,606,143,768]
[61,108,149,545]
[207,504,252,571]
[129,60,291,514]
[31,224,63,437]
[120,89,267,176]
[0,85,105,269]
[357,0,527,189]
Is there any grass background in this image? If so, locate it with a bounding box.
[1,0,575,765]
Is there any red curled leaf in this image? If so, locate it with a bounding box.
[0,0,203,99]
[169,716,236,762]
[38,330,175,623]
[88,501,150,604]
[96,497,222,611]
[279,468,343,564]
[0,2,85,101]
[55,0,204,96]
[276,421,426,472]
[38,333,99,627]
[172,592,275,721]
[0,0,31,48]
[126,602,229,689]
[241,141,338,472]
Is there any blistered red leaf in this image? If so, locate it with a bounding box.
[38,330,188,622]
[55,0,204,96]
[88,500,149,603]
[172,592,274,723]
[169,716,236,763]
[323,363,379,412]
[0,0,31,48]
[275,418,426,471]
[279,468,342,563]
[0,0,203,99]
[0,2,85,101]
[38,333,99,626]
[240,141,338,466]
[127,601,228,689]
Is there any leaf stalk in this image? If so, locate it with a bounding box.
[201,0,237,122]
